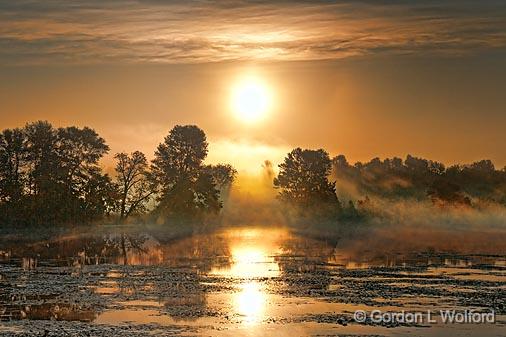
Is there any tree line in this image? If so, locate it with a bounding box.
[332,154,506,206]
[0,121,236,227]
[1,121,504,227]
[273,148,506,221]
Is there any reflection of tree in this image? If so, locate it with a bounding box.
[104,233,150,265]
[0,302,96,322]
[160,232,231,273]
[161,280,209,321]
[0,230,235,272]
[276,235,335,295]
[108,265,211,321]
[277,235,335,270]
[0,233,150,267]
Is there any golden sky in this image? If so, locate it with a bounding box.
[1,1,505,172]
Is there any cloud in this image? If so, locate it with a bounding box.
[1,0,506,65]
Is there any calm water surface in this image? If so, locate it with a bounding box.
[0,226,505,336]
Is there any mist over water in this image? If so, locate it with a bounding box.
[198,159,506,265]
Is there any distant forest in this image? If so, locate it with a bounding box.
[1,121,505,227]
[273,148,506,225]
[332,154,506,206]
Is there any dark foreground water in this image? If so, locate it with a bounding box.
[0,226,505,336]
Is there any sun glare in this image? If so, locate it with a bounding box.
[235,281,265,324]
[231,77,271,123]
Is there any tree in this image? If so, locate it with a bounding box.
[114,151,154,221]
[0,121,112,226]
[332,154,349,170]
[0,128,26,203]
[152,125,208,184]
[81,169,117,220]
[194,172,222,212]
[203,164,237,191]
[470,160,495,172]
[151,125,221,219]
[57,126,109,191]
[274,148,339,208]
[25,121,60,197]
[427,179,471,206]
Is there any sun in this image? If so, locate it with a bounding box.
[231,77,271,123]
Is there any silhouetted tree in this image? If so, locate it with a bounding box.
[274,148,339,208]
[341,200,360,220]
[331,153,506,206]
[151,125,221,221]
[81,169,117,219]
[3,119,505,228]
[194,172,222,211]
[0,128,26,204]
[114,151,154,221]
[470,160,495,172]
[332,154,349,170]
[0,121,111,226]
[57,126,109,189]
[203,164,237,191]
[428,179,471,206]
[25,121,60,198]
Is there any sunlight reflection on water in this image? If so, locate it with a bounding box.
[4,226,505,337]
[235,281,266,324]
[210,228,284,278]
[210,228,286,324]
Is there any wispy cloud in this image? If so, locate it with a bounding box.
[1,0,505,65]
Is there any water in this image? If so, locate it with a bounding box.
[0,226,505,336]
